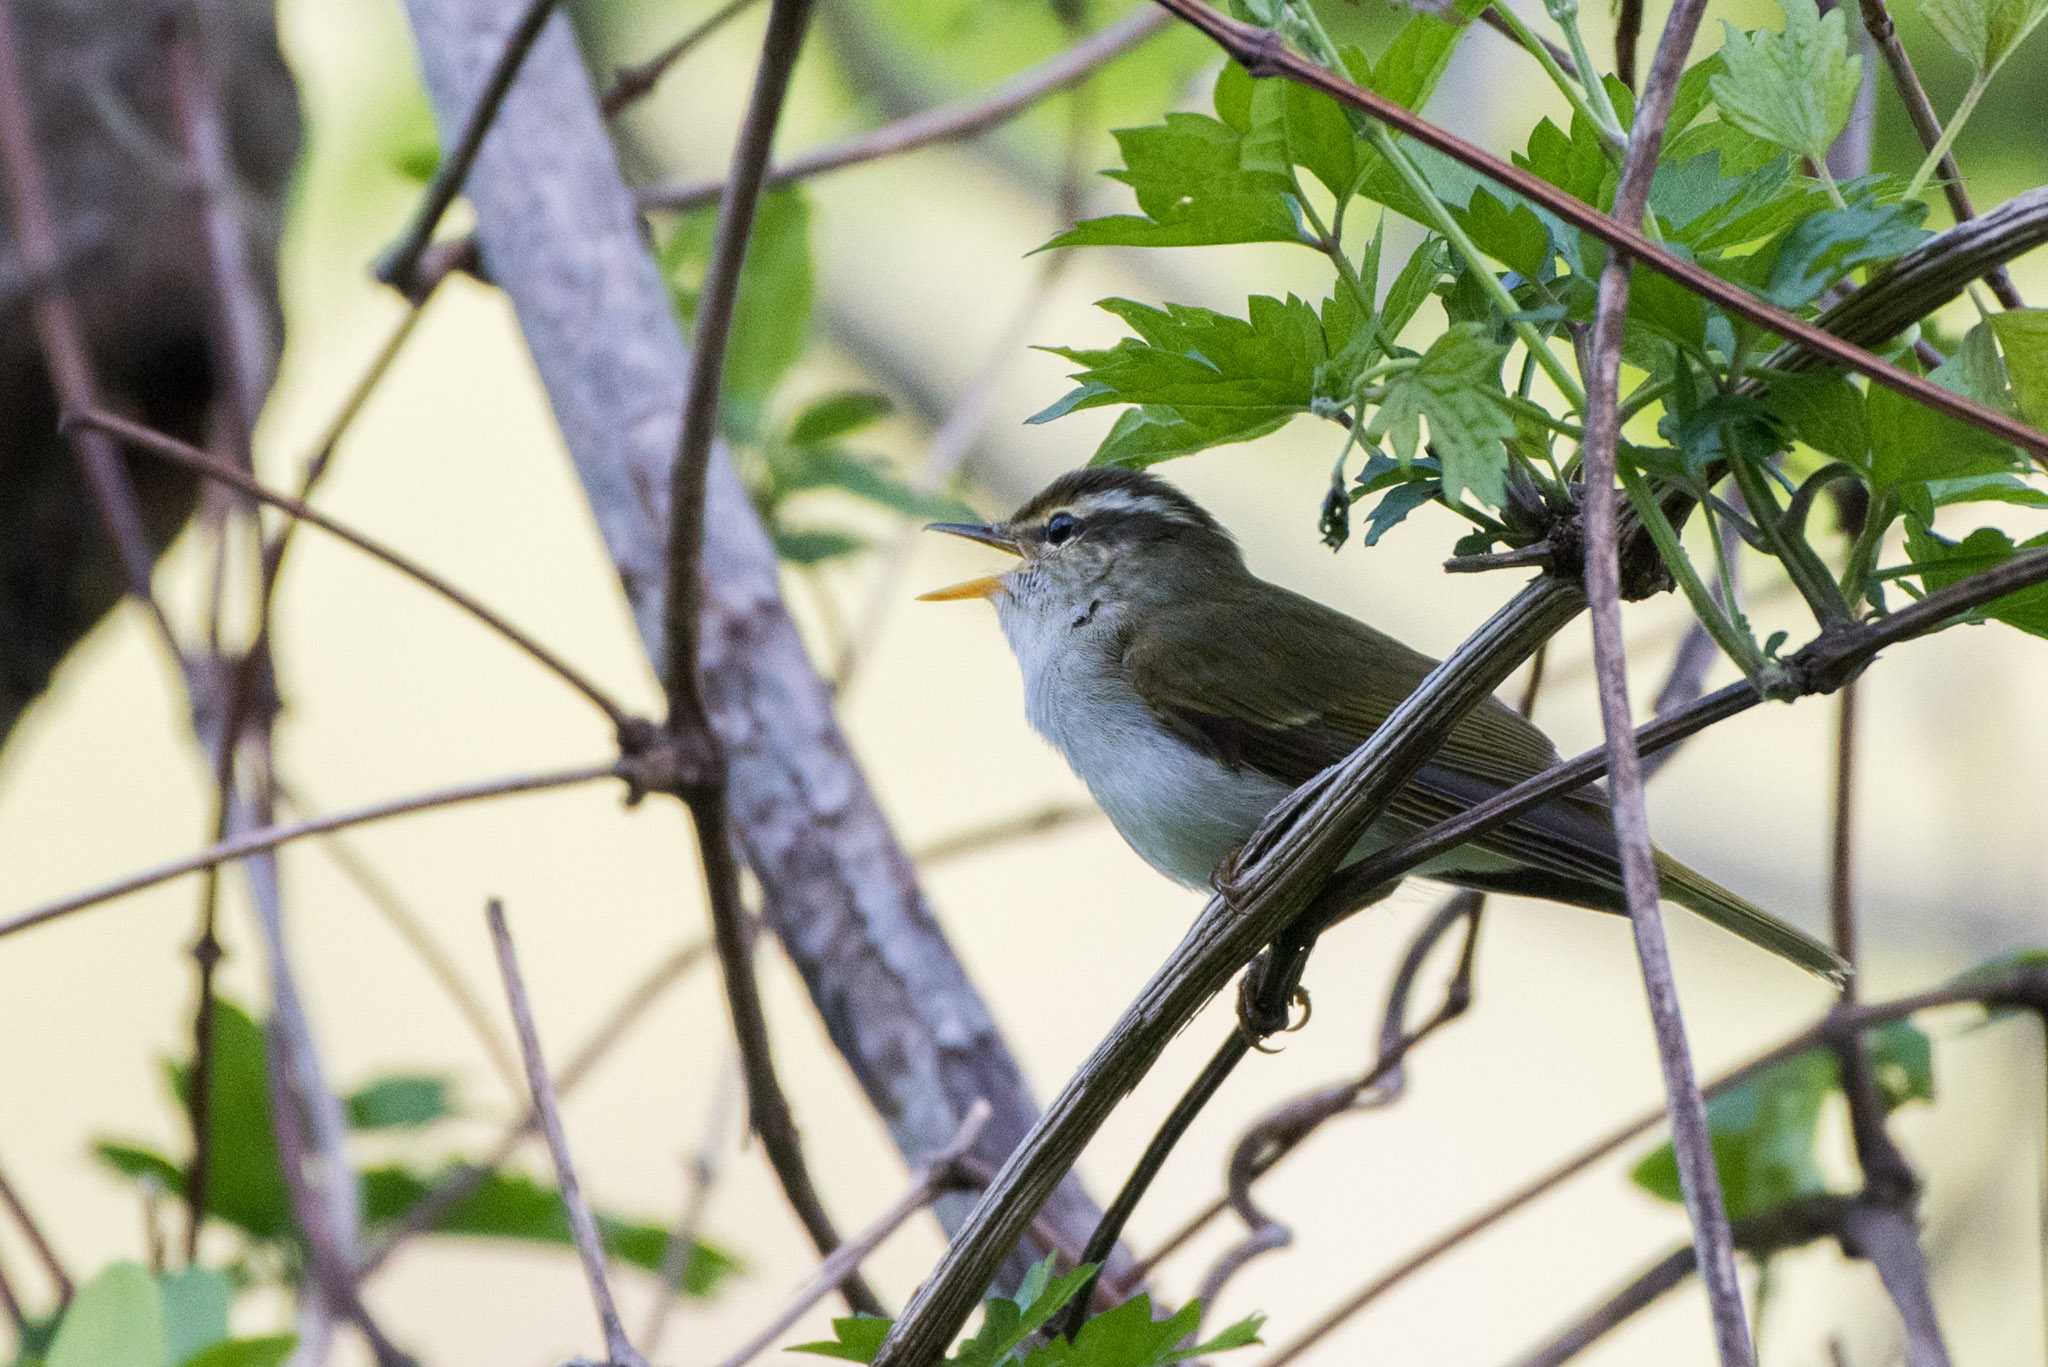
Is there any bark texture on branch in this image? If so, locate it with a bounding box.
[395,0,1113,1281]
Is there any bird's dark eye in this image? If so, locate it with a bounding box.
[1045,512,1080,545]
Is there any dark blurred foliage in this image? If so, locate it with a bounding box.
[0,0,300,749]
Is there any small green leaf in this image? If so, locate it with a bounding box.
[361,1166,740,1297]
[1364,323,1514,509]
[1173,1314,1268,1358]
[661,188,814,432]
[780,448,973,521]
[346,1075,453,1131]
[789,1316,892,1362]
[1044,110,1304,250]
[1709,0,1862,162]
[178,1337,298,1367]
[1923,0,2048,74]
[1902,521,2048,638]
[1358,479,1440,547]
[1988,309,2048,429]
[1760,192,1928,310]
[1867,326,2022,489]
[46,1265,161,1367]
[772,527,868,565]
[789,391,894,447]
[159,1268,231,1366]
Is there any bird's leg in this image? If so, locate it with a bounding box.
[1236,922,1320,1049]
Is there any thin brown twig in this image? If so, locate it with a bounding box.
[374,0,560,296]
[66,408,636,730]
[360,936,716,1279]
[1578,0,1752,1348]
[653,0,881,1317]
[715,1101,995,1367]
[637,8,1171,213]
[1852,0,2023,308]
[0,1157,71,1305]
[1144,0,2048,464]
[1255,965,2048,1363]
[601,0,769,116]
[487,900,649,1367]
[0,762,619,940]
[661,0,816,730]
[1615,0,1643,88]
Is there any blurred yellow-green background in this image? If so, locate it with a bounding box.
[2,0,2043,1363]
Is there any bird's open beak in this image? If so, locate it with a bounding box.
[917,522,1020,602]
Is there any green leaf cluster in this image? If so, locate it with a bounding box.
[792,1258,1262,1365]
[23,1262,292,1367]
[88,1000,739,1305]
[1630,1021,1934,1221]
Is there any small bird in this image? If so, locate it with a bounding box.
[920,467,1844,983]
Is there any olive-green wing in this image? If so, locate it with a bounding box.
[1121,578,1562,792]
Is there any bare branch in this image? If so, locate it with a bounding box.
[1576,0,1752,1350]
[601,0,768,117]
[375,0,560,296]
[911,803,1100,869]
[637,9,1170,213]
[716,1102,995,1367]
[0,1155,71,1305]
[0,762,618,939]
[360,937,714,1279]
[66,408,636,730]
[487,900,648,1367]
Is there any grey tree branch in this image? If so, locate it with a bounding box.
[396,0,1118,1287]
[487,901,647,1367]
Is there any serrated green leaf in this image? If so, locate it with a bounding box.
[346,1075,453,1131]
[1765,368,1870,464]
[47,1265,160,1367]
[1903,521,2048,638]
[1868,326,2022,489]
[159,1268,230,1366]
[1923,0,2048,74]
[1988,309,2048,428]
[1513,113,1613,209]
[1039,294,1354,467]
[789,391,894,447]
[1709,0,1862,162]
[1761,192,1928,310]
[1242,75,1357,199]
[359,1166,740,1296]
[178,1338,297,1367]
[1364,323,1513,508]
[790,1317,892,1362]
[1359,480,1440,547]
[1173,1314,1267,1359]
[1045,112,1304,250]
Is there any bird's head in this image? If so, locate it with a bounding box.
[919,468,1244,641]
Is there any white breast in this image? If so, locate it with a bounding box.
[1010,613,1289,888]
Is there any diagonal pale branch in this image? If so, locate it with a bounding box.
[1575,0,1753,1345]
[487,900,648,1367]
[396,0,1121,1289]
[1145,0,2048,464]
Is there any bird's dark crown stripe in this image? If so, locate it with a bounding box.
[1008,468,1226,538]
